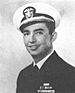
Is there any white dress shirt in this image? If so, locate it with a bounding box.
[33,50,54,69]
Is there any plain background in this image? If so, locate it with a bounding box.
[0,0,75,93]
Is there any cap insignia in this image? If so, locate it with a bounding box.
[23,7,36,19]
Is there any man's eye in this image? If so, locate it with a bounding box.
[23,32,29,36]
[37,32,43,34]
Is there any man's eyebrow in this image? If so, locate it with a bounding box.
[34,28,44,32]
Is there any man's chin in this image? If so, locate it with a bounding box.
[28,51,39,56]
[26,47,39,55]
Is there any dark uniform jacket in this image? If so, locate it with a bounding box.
[16,51,75,93]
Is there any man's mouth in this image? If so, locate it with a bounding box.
[28,45,39,50]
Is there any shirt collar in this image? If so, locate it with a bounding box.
[33,50,54,69]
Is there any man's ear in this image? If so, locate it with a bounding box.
[51,31,57,42]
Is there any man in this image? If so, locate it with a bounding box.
[13,2,75,93]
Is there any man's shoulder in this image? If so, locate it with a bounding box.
[55,51,75,70]
[18,63,33,78]
[21,63,33,73]
[46,50,75,73]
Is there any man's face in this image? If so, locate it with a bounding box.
[23,23,55,57]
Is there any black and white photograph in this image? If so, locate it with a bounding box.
[0,0,75,93]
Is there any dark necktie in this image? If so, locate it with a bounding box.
[34,65,39,72]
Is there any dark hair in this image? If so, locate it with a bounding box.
[45,21,55,35]
[20,19,55,34]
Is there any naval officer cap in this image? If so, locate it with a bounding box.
[13,2,61,33]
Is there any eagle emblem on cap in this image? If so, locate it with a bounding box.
[23,6,36,19]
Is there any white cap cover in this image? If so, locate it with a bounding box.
[13,2,61,31]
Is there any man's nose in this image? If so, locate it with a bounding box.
[29,34,36,43]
